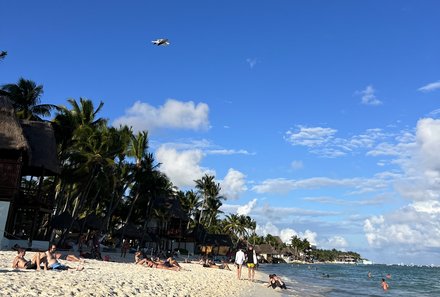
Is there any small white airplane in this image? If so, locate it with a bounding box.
[152,38,170,46]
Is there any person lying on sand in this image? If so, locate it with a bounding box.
[65,254,85,263]
[163,257,182,270]
[12,248,47,271]
[134,251,147,265]
[145,259,180,271]
[267,274,287,289]
[203,260,231,271]
[46,244,84,271]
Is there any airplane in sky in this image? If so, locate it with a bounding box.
[152,38,170,46]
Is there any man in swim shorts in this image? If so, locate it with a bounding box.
[12,248,46,270]
[46,244,84,271]
[246,246,257,281]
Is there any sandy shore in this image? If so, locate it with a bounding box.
[0,250,280,297]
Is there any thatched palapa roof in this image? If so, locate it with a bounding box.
[0,96,29,153]
[20,120,60,175]
[203,234,233,246]
[255,244,277,255]
[0,96,59,176]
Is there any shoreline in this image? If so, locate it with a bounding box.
[0,250,283,297]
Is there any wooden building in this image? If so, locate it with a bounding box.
[0,96,59,250]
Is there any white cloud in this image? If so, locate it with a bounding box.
[207,149,253,155]
[256,223,317,246]
[299,230,318,246]
[155,145,214,188]
[279,228,297,244]
[237,199,257,216]
[113,99,210,133]
[418,81,440,93]
[220,168,248,200]
[285,126,391,158]
[291,160,303,170]
[320,236,348,250]
[256,222,279,236]
[252,176,390,195]
[358,85,382,106]
[364,118,440,251]
[285,126,337,147]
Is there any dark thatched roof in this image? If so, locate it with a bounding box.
[153,195,188,220]
[203,234,233,247]
[114,223,152,240]
[0,96,29,152]
[20,120,60,175]
[0,96,59,176]
[255,244,277,255]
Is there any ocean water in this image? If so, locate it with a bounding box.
[257,263,440,297]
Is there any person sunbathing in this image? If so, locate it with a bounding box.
[163,257,182,270]
[145,259,180,271]
[134,251,147,265]
[12,248,46,271]
[202,259,232,270]
[46,244,84,271]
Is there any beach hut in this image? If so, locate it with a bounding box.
[255,244,277,263]
[0,96,59,250]
[198,233,233,256]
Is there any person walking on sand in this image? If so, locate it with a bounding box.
[246,246,257,282]
[235,248,245,280]
[381,278,389,291]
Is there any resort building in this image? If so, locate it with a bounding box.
[0,96,59,250]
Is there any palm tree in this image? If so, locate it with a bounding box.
[1,78,59,120]
[178,190,201,229]
[223,214,247,246]
[0,51,6,61]
[120,131,152,237]
[195,174,224,227]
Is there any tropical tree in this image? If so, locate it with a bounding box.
[0,51,6,61]
[223,214,247,246]
[178,190,201,229]
[1,78,59,120]
[195,174,224,227]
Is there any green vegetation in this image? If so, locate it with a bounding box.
[1,77,362,261]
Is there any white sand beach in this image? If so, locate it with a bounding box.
[0,250,280,297]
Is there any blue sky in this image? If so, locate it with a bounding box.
[2,1,440,265]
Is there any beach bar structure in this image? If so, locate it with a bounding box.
[0,96,59,250]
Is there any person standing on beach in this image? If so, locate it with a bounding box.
[245,246,257,281]
[381,278,389,291]
[234,248,245,280]
[121,239,130,258]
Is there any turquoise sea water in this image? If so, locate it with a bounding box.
[258,263,440,297]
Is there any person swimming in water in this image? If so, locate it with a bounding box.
[381,278,389,291]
